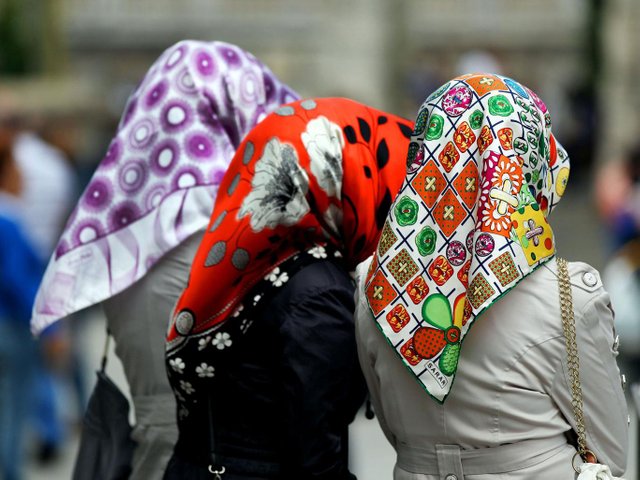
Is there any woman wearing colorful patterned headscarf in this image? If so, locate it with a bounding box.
[31,40,298,480]
[355,74,628,478]
[164,97,413,479]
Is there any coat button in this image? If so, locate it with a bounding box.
[445,475,458,480]
[613,335,620,352]
[621,374,627,390]
[582,272,597,287]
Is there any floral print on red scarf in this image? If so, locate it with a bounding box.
[166,97,413,353]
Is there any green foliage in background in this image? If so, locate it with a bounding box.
[0,0,46,75]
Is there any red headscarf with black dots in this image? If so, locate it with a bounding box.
[167,97,413,346]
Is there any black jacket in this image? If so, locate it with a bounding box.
[165,258,366,480]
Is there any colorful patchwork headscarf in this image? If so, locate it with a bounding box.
[31,40,298,334]
[365,74,570,403]
[166,97,413,352]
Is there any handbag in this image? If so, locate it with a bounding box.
[72,331,136,480]
[556,258,625,480]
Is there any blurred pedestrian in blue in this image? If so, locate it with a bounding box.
[0,128,45,480]
[12,124,78,464]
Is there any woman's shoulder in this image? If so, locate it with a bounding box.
[539,257,610,321]
[354,257,373,287]
[541,257,605,295]
[275,256,354,303]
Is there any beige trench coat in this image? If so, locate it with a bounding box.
[355,257,628,479]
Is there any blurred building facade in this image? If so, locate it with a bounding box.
[63,0,588,106]
[600,0,640,163]
[2,0,639,168]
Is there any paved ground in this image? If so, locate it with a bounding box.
[24,182,639,479]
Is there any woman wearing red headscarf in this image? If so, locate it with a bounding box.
[164,98,413,479]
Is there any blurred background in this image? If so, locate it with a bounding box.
[0,0,638,478]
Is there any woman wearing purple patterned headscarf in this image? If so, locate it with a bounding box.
[31,40,298,479]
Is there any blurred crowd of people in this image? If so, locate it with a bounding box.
[0,116,84,480]
[596,143,640,383]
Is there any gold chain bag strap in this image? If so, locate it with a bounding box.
[557,258,625,479]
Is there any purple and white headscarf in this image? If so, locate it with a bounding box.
[31,40,298,334]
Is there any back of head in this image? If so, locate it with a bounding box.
[0,127,21,196]
[365,73,570,403]
[167,97,413,351]
[0,129,11,170]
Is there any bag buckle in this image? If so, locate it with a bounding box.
[208,465,225,479]
[572,450,598,473]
